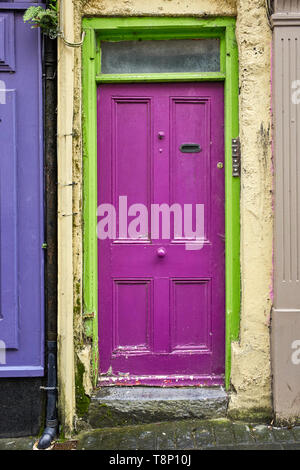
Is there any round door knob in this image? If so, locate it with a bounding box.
[157,247,167,258]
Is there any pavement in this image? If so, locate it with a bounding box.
[1,419,300,450]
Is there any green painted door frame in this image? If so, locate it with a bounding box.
[82,17,240,389]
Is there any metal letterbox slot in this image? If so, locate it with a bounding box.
[179,143,202,154]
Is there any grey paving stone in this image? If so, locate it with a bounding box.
[156,430,177,450]
[194,423,215,448]
[118,432,139,450]
[272,427,295,443]
[92,432,121,450]
[209,443,284,450]
[4,416,300,451]
[212,420,235,446]
[292,426,300,441]
[135,431,156,450]
[76,430,102,450]
[281,443,300,450]
[232,423,254,444]
[78,430,121,450]
[252,425,275,443]
[0,437,35,450]
[99,438,121,450]
[230,445,257,450]
[175,431,195,450]
[72,419,300,451]
[240,444,283,450]
[207,445,235,450]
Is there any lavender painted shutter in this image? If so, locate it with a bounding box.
[0,5,44,377]
[0,89,18,349]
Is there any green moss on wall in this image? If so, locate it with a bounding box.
[227,406,273,424]
[75,358,91,418]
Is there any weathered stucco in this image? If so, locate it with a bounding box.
[82,0,237,17]
[67,0,273,429]
[229,0,273,420]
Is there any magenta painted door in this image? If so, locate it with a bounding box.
[98,83,225,386]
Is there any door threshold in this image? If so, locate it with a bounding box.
[98,374,224,387]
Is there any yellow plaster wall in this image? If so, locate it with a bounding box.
[69,0,273,425]
[82,0,236,17]
[229,0,273,419]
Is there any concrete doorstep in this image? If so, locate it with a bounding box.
[87,387,228,428]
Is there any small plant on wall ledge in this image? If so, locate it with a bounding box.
[23,0,58,39]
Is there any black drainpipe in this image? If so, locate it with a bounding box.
[38,29,58,450]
